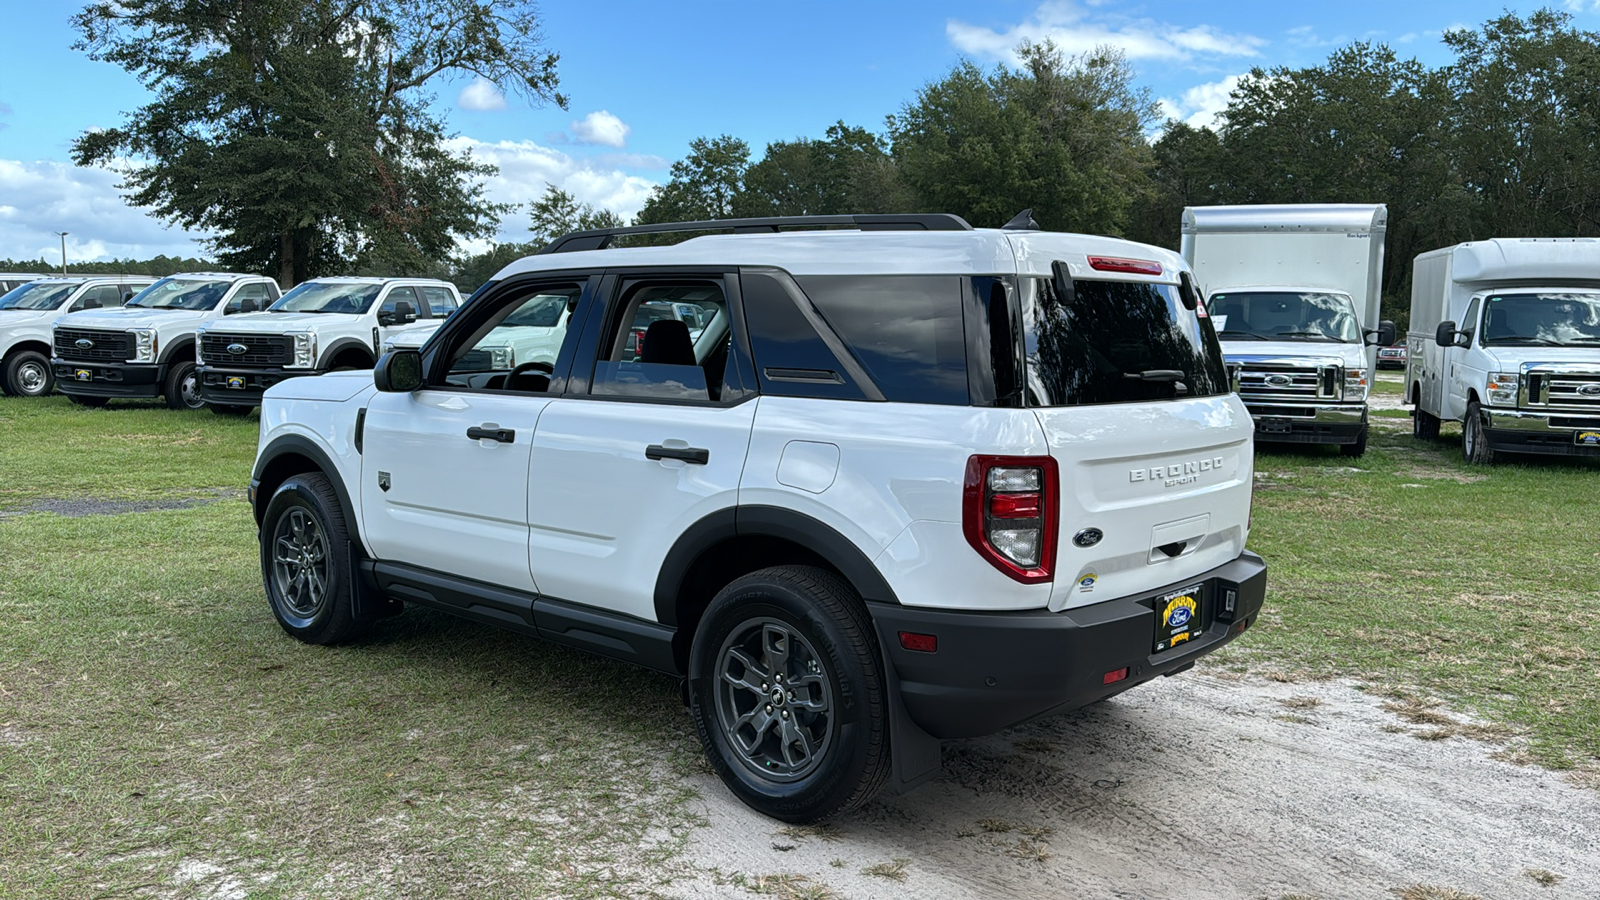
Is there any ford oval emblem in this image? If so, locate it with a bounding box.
[1580,383,1600,397]
[1264,374,1292,388]
[75,338,93,350]
[227,343,248,355]
[1073,528,1103,548]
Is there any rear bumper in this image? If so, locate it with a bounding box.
[1483,408,1600,456]
[1247,403,1366,444]
[871,551,1267,740]
[196,365,317,406]
[52,359,165,398]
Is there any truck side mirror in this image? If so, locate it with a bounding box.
[1435,320,1459,347]
[373,349,424,392]
[1368,320,1396,347]
[379,300,416,326]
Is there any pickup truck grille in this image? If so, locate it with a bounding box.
[1527,370,1600,411]
[55,328,133,362]
[200,333,292,366]
[455,349,493,370]
[1234,364,1339,403]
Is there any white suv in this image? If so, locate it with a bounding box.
[53,273,280,409]
[195,277,460,413]
[248,214,1267,822]
[0,275,157,398]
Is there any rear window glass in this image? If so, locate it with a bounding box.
[797,275,969,406]
[1021,278,1228,407]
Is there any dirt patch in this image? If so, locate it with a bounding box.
[0,489,243,518]
[663,672,1599,899]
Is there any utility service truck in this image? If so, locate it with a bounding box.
[1183,204,1396,457]
[1408,238,1600,463]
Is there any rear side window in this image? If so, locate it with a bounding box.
[798,276,969,406]
[423,286,458,317]
[740,271,869,401]
[1021,278,1228,407]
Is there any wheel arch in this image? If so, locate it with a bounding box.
[252,435,362,546]
[323,338,376,369]
[159,335,196,365]
[3,338,51,360]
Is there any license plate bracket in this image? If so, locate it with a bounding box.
[226,376,246,390]
[1258,417,1293,434]
[74,369,92,382]
[1576,430,1600,447]
[1154,584,1205,654]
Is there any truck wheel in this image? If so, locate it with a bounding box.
[164,360,205,410]
[259,472,365,645]
[3,350,53,398]
[1412,407,1440,440]
[688,565,889,823]
[209,403,253,416]
[1339,425,1368,458]
[68,395,108,408]
[1463,401,1496,465]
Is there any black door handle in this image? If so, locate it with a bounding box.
[467,425,515,443]
[646,444,710,464]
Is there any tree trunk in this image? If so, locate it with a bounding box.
[278,232,296,289]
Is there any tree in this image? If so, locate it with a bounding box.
[736,122,912,217]
[635,135,750,224]
[1126,121,1227,249]
[71,0,566,286]
[888,40,1159,232]
[528,183,625,247]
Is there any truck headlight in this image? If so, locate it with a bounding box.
[1487,372,1520,407]
[129,328,157,363]
[289,332,317,368]
[488,346,514,369]
[1343,369,1368,402]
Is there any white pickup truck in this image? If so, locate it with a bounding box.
[1407,238,1600,463]
[0,275,156,397]
[1183,204,1396,457]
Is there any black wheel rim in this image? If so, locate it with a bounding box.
[714,618,834,782]
[16,359,48,395]
[271,507,330,620]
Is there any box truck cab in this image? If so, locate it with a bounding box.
[1182,205,1396,457]
[1407,238,1600,463]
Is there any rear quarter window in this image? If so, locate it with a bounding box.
[796,275,969,406]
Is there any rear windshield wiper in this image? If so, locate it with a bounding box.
[1217,330,1267,341]
[1123,369,1186,382]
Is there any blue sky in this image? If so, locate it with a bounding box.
[2,0,1595,263]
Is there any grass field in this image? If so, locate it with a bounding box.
[1,393,1597,897]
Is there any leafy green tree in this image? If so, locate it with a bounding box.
[1126,122,1227,249]
[635,135,750,224]
[528,183,626,247]
[736,122,912,217]
[71,0,565,286]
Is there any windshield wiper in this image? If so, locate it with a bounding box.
[1563,336,1600,344]
[1218,330,1267,341]
[1123,369,1186,382]
[1270,331,1338,341]
[1487,336,1557,345]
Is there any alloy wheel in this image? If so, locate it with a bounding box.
[714,618,834,782]
[271,507,330,619]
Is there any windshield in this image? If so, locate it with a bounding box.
[1480,292,1600,346]
[0,282,76,311]
[269,282,381,314]
[1208,291,1360,343]
[499,294,569,327]
[127,277,230,311]
[1022,278,1229,407]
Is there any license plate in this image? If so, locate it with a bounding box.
[1258,417,1292,434]
[226,376,246,390]
[74,369,92,382]
[1154,584,1204,654]
[1577,430,1600,447]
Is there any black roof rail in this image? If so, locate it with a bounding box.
[540,213,974,254]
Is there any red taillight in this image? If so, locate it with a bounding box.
[631,328,648,357]
[1087,256,1163,276]
[963,455,1059,584]
[898,631,938,653]
[1103,667,1129,685]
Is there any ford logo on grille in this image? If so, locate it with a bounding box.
[1264,374,1292,387]
[75,338,93,350]
[1580,383,1600,397]
[227,343,248,356]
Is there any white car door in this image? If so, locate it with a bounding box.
[1444,296,1483,421]
[525,273,757,623]
[360,278,594,592]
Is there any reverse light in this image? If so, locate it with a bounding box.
[288,332,317,368]
[129,327,158,363]
[963,455,1060,584]
[1087,256,1163,276]
[1487,372,1520,407]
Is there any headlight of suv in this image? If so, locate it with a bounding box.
[1486,372,1520,407]
[1343,368,1368,402]
[129,328,158,363]
[488,346,514,369]
[288,332,317,368]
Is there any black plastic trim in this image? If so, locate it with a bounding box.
[542,214,974,254]
[321,337,377,367]
[250,434,360,547]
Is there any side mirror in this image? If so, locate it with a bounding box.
[373,349,424,392]
[122,291,135,302]
[1435,320,1459,347]
[81,299,102,310]
[1368,320,1397,347]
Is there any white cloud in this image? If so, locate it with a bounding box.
[947,0,1264,64]
[457,77,507,112]
[569,110,631,148]
[1157,74,1245,130]
[0,159,211,262]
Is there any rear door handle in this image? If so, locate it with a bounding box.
[646,444,710,464]
[467,425,515,443]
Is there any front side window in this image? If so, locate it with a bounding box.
[0,283,76,311]
[444,284,583,392]
[1022,278,1229,407]
[1480,292,1600,346]
[591,282,735,402]
[423,286,458,317]
[76,284,125,309]
[380,286,422,318]
[124,278,230,311]
[1208,291,1360,343]
[269,282,381,315]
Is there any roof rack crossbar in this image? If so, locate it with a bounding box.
[541,213,974,254]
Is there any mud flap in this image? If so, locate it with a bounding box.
[878,634,943,795]
[351,550,403,621]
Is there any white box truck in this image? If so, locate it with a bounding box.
[1407,238,1600,463]
[1182,204,1396,457]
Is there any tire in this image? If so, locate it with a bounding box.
[688,565,889,823]
[1463,400,1496,465]
[259,472,366,644]
[67,394,109,408]
[3,350,53,398]
[164,359,204,410]
[209,403,254,416]
[1412,406,1440,440]
[1339,425,1368,458]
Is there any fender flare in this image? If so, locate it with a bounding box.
[653,505,900,626]
[322,337,377,368]
[251,433,362,546]
[159,335,196,366]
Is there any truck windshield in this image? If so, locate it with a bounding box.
[1480,293,1600,346]
[500,294,568,327]
[1022,278,1230,407]
[126,278,229,310]
[1207,291,1360,343]
[0,282,75,311]
[269,282,381,314]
